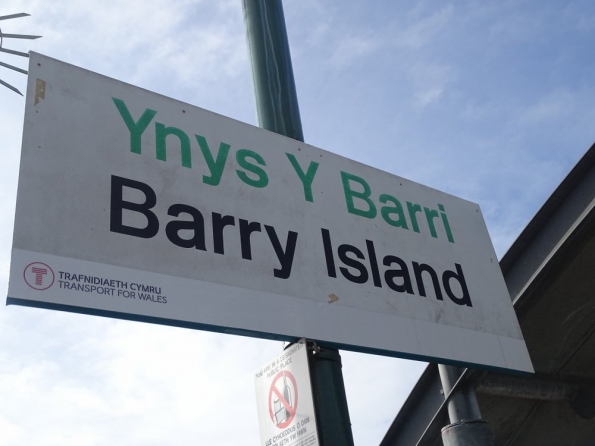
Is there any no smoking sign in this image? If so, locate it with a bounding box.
[255,340,319,446]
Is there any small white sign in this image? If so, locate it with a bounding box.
[254,341,319,446]
[7,53,533,373]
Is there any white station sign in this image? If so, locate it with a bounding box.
[8,53,533,373]
[254,341,319,446]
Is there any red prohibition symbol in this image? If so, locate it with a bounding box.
[268,370,298,429]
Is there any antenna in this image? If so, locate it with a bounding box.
[0,13,41,95]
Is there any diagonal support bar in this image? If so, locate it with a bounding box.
[0,60,27,74]
[0,33,42,40]
[0,13,30,21]
[0,78,23,95]
[0,47,29,58]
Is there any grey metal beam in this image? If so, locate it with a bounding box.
[477,374,577,402]
[0,60,27,74]
[380,142,595,445]
[501,143,595,306]
[0,13,30,21]
[476,373,595,420]
[438,365,482,423]
[0,47,29,58]
[0,33,41,39]
[0,78,22,95]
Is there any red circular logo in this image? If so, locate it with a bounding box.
[23,262,55,290]
[268,371,298,429]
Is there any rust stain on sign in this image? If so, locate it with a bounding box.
[328,293,339,304]
[34,78,45,105]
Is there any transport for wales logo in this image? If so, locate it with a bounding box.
[23,262,55,290]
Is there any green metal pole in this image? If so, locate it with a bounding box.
[307,343,355,445]
[242,1,354,445]
[242,0,303,141]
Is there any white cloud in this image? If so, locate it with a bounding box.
[393,4,455,49]
[520,89,574,124]
[408,62,456,107]
[329,33,382,68]
[0,415,22,445]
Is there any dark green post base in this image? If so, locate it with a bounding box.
[308,343,355,446]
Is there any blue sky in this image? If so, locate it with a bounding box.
[1,1,594,445]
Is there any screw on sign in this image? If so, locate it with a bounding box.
[269,370,298,429]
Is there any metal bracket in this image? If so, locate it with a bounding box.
[0,12,41,95]
[476,373,595,419]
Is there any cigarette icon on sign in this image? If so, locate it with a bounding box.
[273,372,293,425]
[268,370,298,429]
